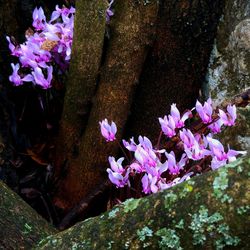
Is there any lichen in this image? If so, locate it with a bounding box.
[108,207,119,218]
[155,228,182,249]
[123,198,141,213]
[189,205,240,249]
[137,226,153,241]
[164,191,178,209]
[236,205,250,215]
[213,167,233,203]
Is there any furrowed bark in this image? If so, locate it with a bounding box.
[37,157,250,249]
[0,181,56,250]
[53,0,159,211]
[127,0,223,142]
[53,0,107,179]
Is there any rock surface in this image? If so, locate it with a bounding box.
[204,0,250,152]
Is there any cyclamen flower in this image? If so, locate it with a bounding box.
[195,98,213,124]
[9,63,33,86]
[170,104,191,128]
[106,0,114,23]
[6,36,21,56]
[99,119,117,142]
[32,7,46,30]
[207,137,246,169]
[208,119,223,134]
[165,151,187,175]
[107,157,130,188]
[159,115,176,138]
[32,66,53,89]
[219,105,237,126]
[180,128,197,149]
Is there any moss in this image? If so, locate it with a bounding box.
[123,198,141,213]
[108,207,119,218]
[236,205,250,215]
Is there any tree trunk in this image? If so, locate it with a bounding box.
[0,181,56,250]
[53,0,107,196]
[37,156,250,249]
[127,0,224,142]
[53,0,159,211]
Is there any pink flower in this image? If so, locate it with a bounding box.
[159,115,176,138]
[32,66,53,89]
[180,128,197,149]
[107,157,130,188]
[195,98,213,124]
[6,36,21,56]
[219,105,237,126]
[9,63,33,86]
[165,151,187,175]
[32,7,46,31]
[208,119,223,134]
[170,104,191,128]
[141,174,158,194]
[99,119,117,142]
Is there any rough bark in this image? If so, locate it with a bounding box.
[53,0,107,182]
[204,0,250,153]
[0,181,56,250]
[53,0,159,211]
[127,0,223,143]
[37,156,250,249]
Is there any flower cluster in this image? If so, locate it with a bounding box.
[7,6,75,89]
[100,99,245,195]
[7,1,115,89]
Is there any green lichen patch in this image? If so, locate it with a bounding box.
[164,191,178,209]
[108,207,120,218]
[189,205,240,249]
[236,205,250,215]
[213,167,233,203]
[123,198,141,213]
[137,226,153,241]
[155,228,182,249]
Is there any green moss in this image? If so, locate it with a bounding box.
[175,219,185,230]
[123,198,141,213]
[23,223,32,234]
[155,228,182,249]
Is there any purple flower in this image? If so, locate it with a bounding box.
[165,151,187,175]
[107,157,130,188]
[195,98,213,124]
[106,0,114,23]
[208,119,223,134]
[170,104,191,128]
[32,66,53,89]
[32,7,46,31]
[180,128,197,149]
[142,173,158,194]
[9,63,33,86]
[99,119,117,142]
[219,105,237,126]
[207,137,246,170]
[159,115,176,138]
[6,36,21,56]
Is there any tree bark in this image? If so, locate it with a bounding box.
[0,181,56,250]
[127,0,224,143]
[53,0,107,188]
[37,156,250,249]
[53,0,159,211]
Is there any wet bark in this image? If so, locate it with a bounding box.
[53,0,159,211]
[37,156,250,249]
[0,181,56,250]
